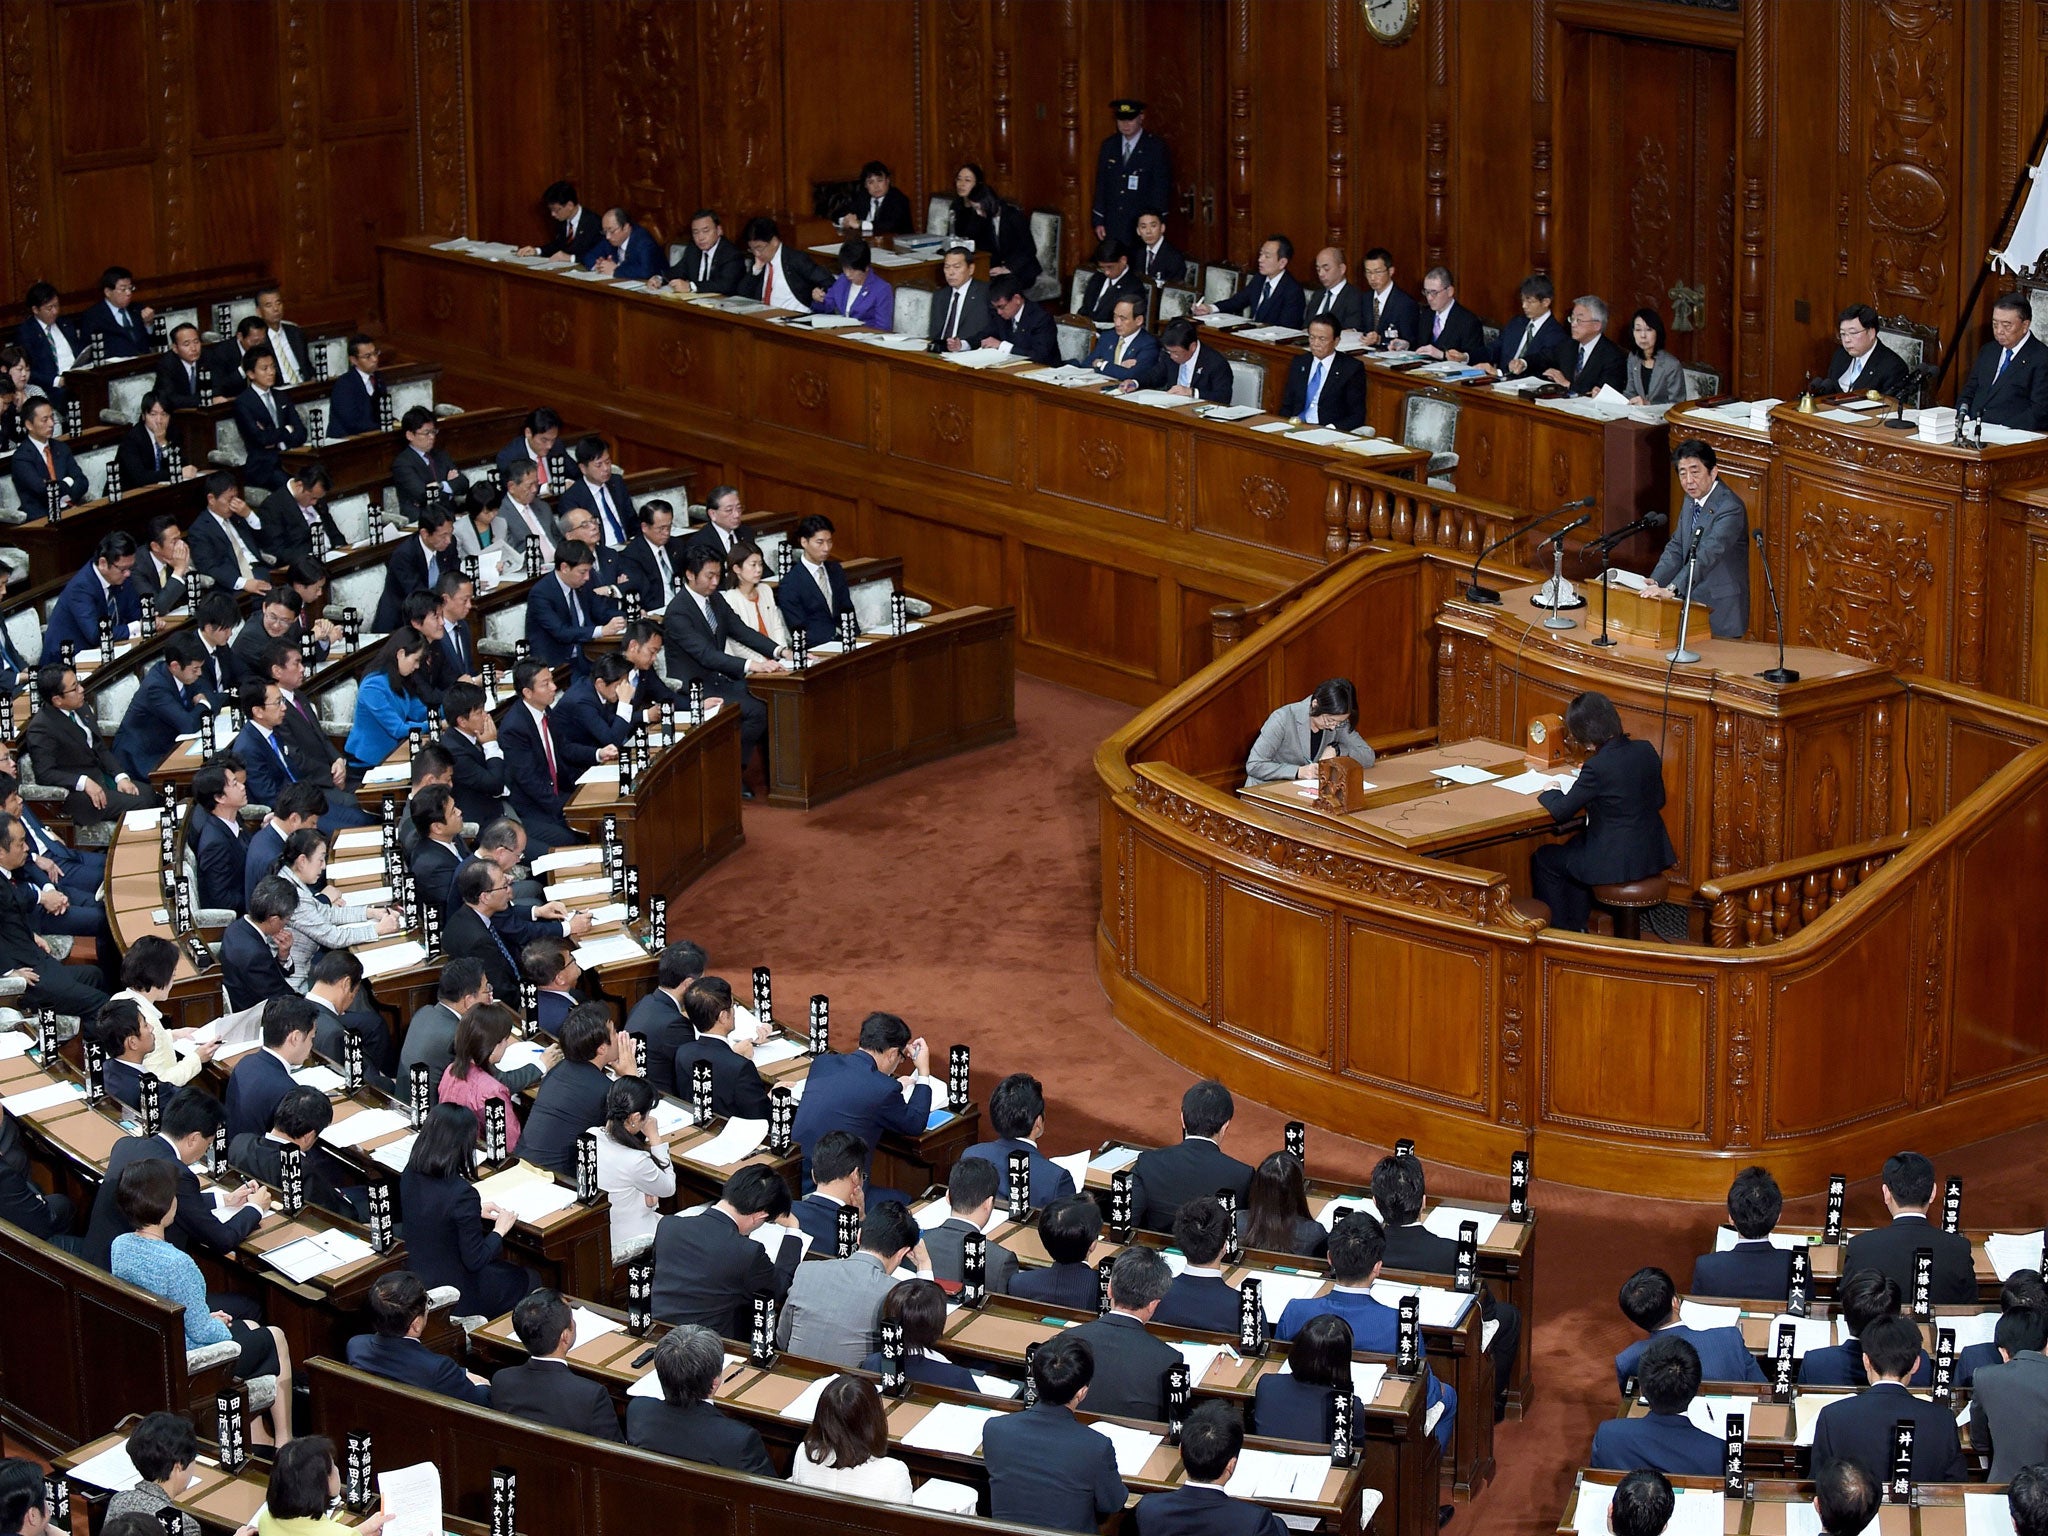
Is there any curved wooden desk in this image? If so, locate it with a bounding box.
[1098,543,2048,1198]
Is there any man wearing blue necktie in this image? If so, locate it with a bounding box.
[1280,318,1367,431]
[43,531,142,660]
[556,435,636,548]
[1958,291,2048,431]
[78,266,157,359]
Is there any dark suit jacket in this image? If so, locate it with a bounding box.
[555,474,637,546]
[224,1046,297,1143]
[553,677,634,765]
[851,186,914,236]
[790,1192,849,1253]
[15,315,78,396]
[227,1130,360,1221]
[674,1033,771,1122]
[662,588,774,688]
[960,1137,1077,1206]
[1092,131,1173,245]
[445,902,521,996]
[928,280,995,346]
[497,701,581,826]
[1251,1374,1365,1447]
[1087,327,1165,388]
[1647,478,1749,638]
[233,722,314,812]
[1690,1240,1794,1302]
[1132,1484,1289,1536]
[1969,1348,2048,1483]
[186,511,269,593]
[1170,341,1235,404]
[232,386,307,489]
[1079,269,1147,325]
[1615,1325,1765,1393]
[1588,1411,1725,1477]
[399,1168,517,1317]
[1959,333,2048,431]
[1152,1273,1243,1336]
[776,559,856,645]
[269,321,314,383]
[579,225,664,282]
[11,436,90,510]
[114,425,176,491]
[992,300,1061,366]
[441,727,509,826]
[389,447,469,522]
[1279,351,1367,431]
[152,352,210,411]
[1215,273,1305,328]
[277,690,339,774]
[540,212,604,263]
[326,369,384,438]
[408,836,466,915]
[924,1216,1020,1295]
[651,1205,802,1334]
[740,245,834,307]
[626,1396,774,1473]
[1812,1380,1968,1483]
[518,1059,610,1176]
[372,532,448,632]
[1067,1312,1182,1421]
[524,575,605,672]
[1129,1138,1254,1231]
[667,239,748,296]
[1418,301,1487,359]
[222,911,294,1011]
[188,812,249,915]
[131,549,188,615]
[790,1050,931,1183]
[1489,313,1572,377]
[0,1134,69,1239]
[624,988,693,1098]
[1820,339,1913,398]
[256,483,344,567]
[615,536,677,608]
[491,1359,622,1440]
[1137,239,1188,286]
[1009,1260,1101,1311]
[985,1401,1128,1535]
[859,1348,980,1393]
[1566,335,1629,396]
[23,705,130,823]
[42,565,140,656]
[85,1132,262,1266]
[1538,735,1679,887]
[1842,1215,1979,1307]
[1797,1341,1933,1390]
[345,1332,489,1405]
[1305,282,1370,335]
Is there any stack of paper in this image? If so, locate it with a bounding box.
[530,847,602,875]
[265,1229,375,1282]
[1224,1448,1329,1502]
[1116,389,1198,408]
[1367,1282,1474,1327]
[1197,312,1254,330]
[495,1181,579,1224]
[1986,1231,2047,1280]
[751,1037,806,1068]
[124,807,164,831]
[901,1072,948,1104]
[1682,1394,1750,1440]
[1571,1482,1724,1536]
[1336,436,1414,456]
[1022,366,1114,390]
[1245,1269,1330,1324]
[1966,1493,2020,1536]
[332,828,383,853]
[1172,1341,1229,1386]
[360,763,411,786]
[1316,1194,1380,1229]
[574,933,648,970]
[0,1032,31,1060]
[647,1101,696,1140]
[575,764,621,786]
[1093,1421,1164,1476]
[901,1402,1001,1454]
[1676,1299,1743,1331]
[65,1441,145,1492]
[1760,1315,1834,1357]
[546,875,615,902]
[354,941,430,981]
[1285,427,1356,447]
[377,1463,443,1536]
[292,1064,347,1094]
[371,1133,417,1173]
[2,1081,84,1116]
[776,1376,833,1422]
[1088,1145,1142,1174]
[1420,1205,1502,1243]
[498,1040,551,1074]
[941,348,1016,369]
[320,1108,411,1150]
[910,1479,980,1513]
[1193,404,1264,423]
[570,1305,622,1350]
[690,1118,768,1168]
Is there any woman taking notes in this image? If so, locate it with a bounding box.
[1244,677,1376,786]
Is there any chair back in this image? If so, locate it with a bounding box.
[329,565,384,624]
[1027,211,1063,303]
[894,286,933,339]
[1203,265,1241,304]
[315,675,358,736]
[1680,364,1720,402]
[925,194,952,236]
[1055,319,1094,364]
[1226,358,1265,409]
[1401,390,1462,456]
[483,603,528,648]
[212,418,248,466]
[109,374,153,424]
[94,671,141,736]
[849,578,898,633]
[1068,269,1092,315]
[390,376,436,421]
[77,444,117,500]
[327,491,374,545]
[310,335,347,378]
[1157,286,1198,325]
[5,607,42,666]
[1877,312,1938,405]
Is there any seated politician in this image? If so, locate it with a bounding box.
[345,1269,489,1404]
[1086,296,1164,391]
[775,514,856,647]
[1531,691,1677,933]
[1244,677,1375,787]
[1279,317,1367,430]
[1588,1335,1724,1476]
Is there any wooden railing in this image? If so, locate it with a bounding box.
[1320,461,1529,560]
[1696,834,1912,947]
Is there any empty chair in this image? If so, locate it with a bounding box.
[1227,359,1265,410]
[1203,265,1241,306]
[1027,211,1063,303]
[1401,391,1462,490]
[894,286,932,339]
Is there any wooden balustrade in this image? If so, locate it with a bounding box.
[1322,463,1527,560]
[1696,835,1911,948]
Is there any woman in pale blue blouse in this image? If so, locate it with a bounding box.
[108,1157,295,1446]
[343,628,431,771]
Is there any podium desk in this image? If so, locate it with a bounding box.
[563,701,746,896]
[1436,582,1895,887]
[750,604,1017,809]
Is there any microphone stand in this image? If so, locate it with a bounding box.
[1667,547,1702,665]
[1751,526,1799,683]
[1590,538,1618,649]
[1538,514,1593,631]
[1464,496,1593,605]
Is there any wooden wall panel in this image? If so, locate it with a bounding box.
[1542,965,1712,1139]
[462,0,585,247]
[1762,898,1916,1137]
[779,0,917,217]
[1218,880,1333,1066]
[1344,922,1489,1109]
[1129,834,1211,1017]
[54,0,153,157]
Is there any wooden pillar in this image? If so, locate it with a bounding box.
[1226,0,1254,266]
[1323,0,1349,254]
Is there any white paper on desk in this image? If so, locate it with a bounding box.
[583,901,632,928]
[1316,1195,1381,1231]
[332,828,383,852]
[1601,567,1652,594]
[1817,408,1867,423]
[1193,404,1263,422]
[2,1081,83,1116]
[1368,1281,1474,1328]
[376,1462,442,1536]
[1088,1145,1142,1174]
[940,347,1015,368]
[575,933,649,971]
[1225,1447,1329,1502]
[320,1107,411,1149]
[1051,1149,1091,1193]
[776,1375,833,1422]
[1491,376,1550,395]
[902,1402,1001,1454]
[1776,1501,1826,1536]
[292,1064,346,1094]
[1677,1299,1744,1331]
[1192,310,1252,329]
[124,807,164,831]
[1939,1310,2000,1351]
[1986,1231,2047,1280]
[325,856,387,882]
[1094,1421,1164,1476]
[1172,1341,1228,1386]
[1250,419,1295,434]
[571,1305,622,1350]
[750,1036,806,1068]
[1979,423,2048,445]
[361,763,411,786]
[0,1032,29,1060]
[1593,384,1631,407]
[1968,1493,2021,1536]
[1285,427,1356,447]
[497,1180,578,1223]
[847,330,930,350]
[900,1072,946,1104]
[792,310,863,331]
[1421,1205,1502,1245]
[1682,1394,1750,1440]
[371,1133,417,1173]
[1497,769,1570,796]
[66,1440,144,1491]
[1244,1269,1330,1324]
[349,886,396,907]
[357,942,429,979]
[1337,436,1411,456]
[545,876,615,902]
[575,764,621,786]
[215,1037,263,1062]
[644,1100,694,1141]
[911,1478,982,1515]
[1020,366,1112,389]
[1433,764,1499,785]
[749,1223,809,1264]
[867,251,926,269]
[529,846,602,875]
[1239,325,1307,343]
[1334,334,1369,353]
[265,1231,372,1283]
[1116,389,1198,408]
[691,1117,768,1168]
[1762,1314,1835,1357]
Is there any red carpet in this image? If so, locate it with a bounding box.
[679,675,2045,1535]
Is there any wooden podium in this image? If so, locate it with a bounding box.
[1581,575,1695,648]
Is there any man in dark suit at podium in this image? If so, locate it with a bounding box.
[1644,439,1749,639]
[1959,292,2048,431]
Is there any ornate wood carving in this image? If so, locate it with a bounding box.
[1711,711,1738,875]
[1077,435,1124,481]
[660,339,697,378]
[155,0,192,269]
[1226,0,1253,268]
[1916,856,1948,1104]
[283,0,318,292]
[414,0,467,235]
[1500,947,1526,1127]
[932,1,987,189]
[1725,972,1755,1145]
[1869,698,1892,832]
[990,0,1013,185]
[1529,0,1551,275]
[1736,0,1767,395]
[1168,436,1191,532]
[605,3,684,236]
[1324,0,1347,252]
[538,308,570,348]
[1797,501,1936,671]
[1240,474,1288,522]
[1423,0,1450,269]
[3,0,47,281]
[1864,0,1955,309]
[790,370,829,411]
[929,402,968,445]
[1057,1,1084,271]
[700,0,777,221]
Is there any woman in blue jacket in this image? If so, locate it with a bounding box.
[343,628,431,771]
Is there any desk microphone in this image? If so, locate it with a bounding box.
[1751,527,1799,684]
[1540,512,1593,550]
[1464,496,1596,604]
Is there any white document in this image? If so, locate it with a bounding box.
[571,1305,622,1350]
[2,1081,84,1116]
[332,828,383,852]
[1781,1502,1825,1536]
[292,1065,346,1094]
[796,314,865,331]
[971,1373,1021,1400]
[546,875,615,902]
[123,808,164,831]
[748,1223,810,1264]
[776,1375,833,1422]
[940,347,1016,369]
[1677,1299,1744,1331]
[750,1036,806,1068]
[360,763,411,786]
[356,942,429,980]
[900,1072,948,1104]
[1225,1448,1330,1502]
[530,847,603,875]
[1594,384,1632,407]
[1245,1269,1331,1324]
[1337,436,1412,457]
[1239,326,1307,343]
[1093,1421,1164,1476]
[1497,770,1572,796]
[901,1402,1001,1454]
[1967,1493,2022,1536]
[1194,404,1263,422]
[1051,1149,1092,1193]
[66,1441,145,1491]
[325,856,388,882]
[1173,1341,1229,1386]
[496,1180,578,1223]
[1681,1393,1749,1440]
[265,1230,374,1283]
[582,903,630,927]
[846,330,930,350]
[1088,1145,1142,1173]
[1116,389,1199,408]
[910,1479,981,1513]
[371,1133,418,1173]
[0,1032,30,1060]
[647,1101,694,1140]
[1367,1282,1474,1328]
[1979,423,2048,445]
[1316,1195,1381,1230]
[1433,765,1499,785]
[376,1462,443,1536]
[1250,420,1295,434]
[1194,311,1253,329]
[1760,1315,1834,1358]
[1817,408,1867,423]
[1285,428,1356,447]
[1421,1205,1502,1244]
[1986,1231,2046,1280]
[498,1040,550,1074]
[321,1108,412,1149]
[575,764,621,786]
[574,934,648,970]
[690,1117,768,1168]
[1021,366,1113,389]
[1569,1480,1616,1532]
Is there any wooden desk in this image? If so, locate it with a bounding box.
[1560,1471,1988,1536]
[282,404,526,498]
[561,703,746,897]
[795,228,989,288]
[6,474,211,587]
[751,604,1017,808]
[1241,739,1550,858]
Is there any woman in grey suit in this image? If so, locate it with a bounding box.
[1244,677,1376,786]
[1625,308,1687,405]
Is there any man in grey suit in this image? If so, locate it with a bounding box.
[923,1154,1020,1295]
[494,461,562,568]
[776,1200,930,1368]
[1066,1246,1183,1422]
[1644,438,1749,640]
[1244,677,1376,787]
[1970,1309,2048,1484]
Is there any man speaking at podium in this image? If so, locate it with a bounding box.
[1640,439,1748,640]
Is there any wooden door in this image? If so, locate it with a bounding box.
[1123,0,1227,265]
[1560,33,1737,391]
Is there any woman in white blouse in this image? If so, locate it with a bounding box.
[116,933,213,1087]
[718,540,789,659]
[593,1077,675,1261]
[790,1374,915,1503]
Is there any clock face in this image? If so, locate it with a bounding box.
[1529,720,1548,744]
[1363,0,1418,44]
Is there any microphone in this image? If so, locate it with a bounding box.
[1464,496,1596,605]
[1751,527,1799,684]
[1540,512,1593,550]
[1588,509,1667,551]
